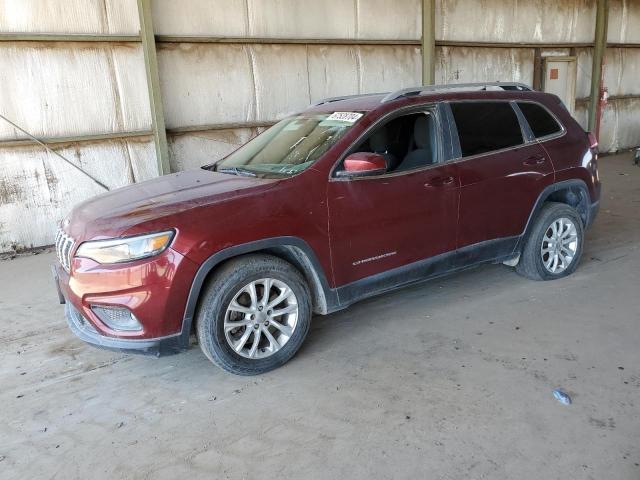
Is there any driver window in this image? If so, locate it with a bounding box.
[350,111,438,174]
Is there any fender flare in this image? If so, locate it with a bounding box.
[514,178,593,253]
[175,236,337,349]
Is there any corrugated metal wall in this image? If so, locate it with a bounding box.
[0,0,157,251]
[154,0,423,172]
[435,0,640,152]
[0,0,638,251]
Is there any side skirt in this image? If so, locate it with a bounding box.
[334,236,520,310]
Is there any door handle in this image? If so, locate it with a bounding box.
[523,155,546,166]
[424,175,455,187]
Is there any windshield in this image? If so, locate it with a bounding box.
[208,112,364,177]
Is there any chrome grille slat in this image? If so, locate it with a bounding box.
[55,228,75,272]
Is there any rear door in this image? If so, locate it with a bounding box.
[449,101,555,260]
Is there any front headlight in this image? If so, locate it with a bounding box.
[75,231,174,264]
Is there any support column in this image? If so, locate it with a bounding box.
[422,0,436,85]
[588,0,609,134]
[138,0,170,175]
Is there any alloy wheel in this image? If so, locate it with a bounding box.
[540,217,579,274]
[223,278,298,359]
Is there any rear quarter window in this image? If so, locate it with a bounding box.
[517,102,563,138]
[450,102,523,157]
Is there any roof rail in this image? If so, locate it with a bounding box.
[312,92,385,107]
[380,82,532,103]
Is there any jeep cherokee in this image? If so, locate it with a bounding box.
[53,82,601,375]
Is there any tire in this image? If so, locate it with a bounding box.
[196,254,312,375]
[516,202,584,281]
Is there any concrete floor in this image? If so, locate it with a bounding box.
[1,153,639,480]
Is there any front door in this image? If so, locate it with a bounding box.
[327,109,459,288]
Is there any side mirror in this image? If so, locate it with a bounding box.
[336,152,387,178]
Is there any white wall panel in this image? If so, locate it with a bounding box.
[356,0,421,40]
[0,43,150,140]
[307,46,360,102]
[599,98,640,152]
[157,43,255,128]
[159,43,420,128]
[247,0,356,39]
[358,45,422,92]
[575,48,593,99]
[251,44,311,120]
[604,48,640,97]
[0,139,155,250]
[152,0,248,37]
[152,0,421,39]
[437,0,596,43]
[0,0,139,34]
[436,46,534,85]
[168,128,259,172]
[608,0,640,43]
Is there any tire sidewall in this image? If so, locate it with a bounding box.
[198,257,311,374]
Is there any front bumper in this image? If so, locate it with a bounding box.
[53,246,198,355]
[65,302,174,355]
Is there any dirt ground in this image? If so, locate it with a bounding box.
[1,152,639,480]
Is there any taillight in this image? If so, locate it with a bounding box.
[587,131,599,150]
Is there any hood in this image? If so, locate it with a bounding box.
[66,169,279,240]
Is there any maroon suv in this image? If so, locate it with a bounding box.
[53,82,601,375]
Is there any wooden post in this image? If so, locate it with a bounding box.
[422,0,436,85]
[588,0,609,134]
[138,0,170,175]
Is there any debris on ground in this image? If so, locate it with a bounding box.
[553,389,572,405]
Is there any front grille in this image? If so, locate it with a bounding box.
[55,228,75,272]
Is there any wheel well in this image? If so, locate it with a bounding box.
[262,246,329,314]
[545,186,589,225]
[194,246,329,320]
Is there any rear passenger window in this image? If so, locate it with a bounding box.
[517,102,562,138]
[450,102,523,157]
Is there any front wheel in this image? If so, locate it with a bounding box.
[516,202,584,281]
[196,254,312,375]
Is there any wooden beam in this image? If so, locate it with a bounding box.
[156,36,420,45]
[0,33,140,42]
[137,0,170,175]
[588,0,609,133]
[422,0,436,84]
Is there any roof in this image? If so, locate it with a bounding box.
[308,82,550,113]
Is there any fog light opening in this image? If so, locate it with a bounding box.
[90,305,142,332]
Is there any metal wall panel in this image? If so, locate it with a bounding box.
[0,43,151,140]
[604,48,640,97]
[437,0,597,43]
[608,0,640,43]
[436,46,535,85]
[575,48,593,100]
[0,139,156,251]
[152,0,421,39]
[158,43,421,129]
[168,128,259,172]
[157,43,255,128]
[359,45,422,91]
[307,46,361,102]
[0,0,139,34]
[599,98,640,151]
[356,0,421,40]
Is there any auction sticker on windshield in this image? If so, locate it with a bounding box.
[326,112,363,123]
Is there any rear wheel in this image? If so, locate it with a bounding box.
[196,254,311,375]
[516,202,584,281]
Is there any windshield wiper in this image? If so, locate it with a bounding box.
[216,166,257,177]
